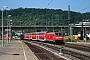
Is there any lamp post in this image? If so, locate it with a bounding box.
[7,15,11,44]
[9,20,12,42]
[2,6,8,47]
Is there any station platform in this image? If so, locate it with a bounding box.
[0,40,39,60]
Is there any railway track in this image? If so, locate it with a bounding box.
[24,41,65,60]
[23,40,90,60]
[65,42,90,52]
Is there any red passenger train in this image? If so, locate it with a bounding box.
[20,32,64,44]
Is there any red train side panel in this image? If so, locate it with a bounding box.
[37,32,47,41]
[21,32,64,44]
[46,32,64,42]
[24,33,30,39]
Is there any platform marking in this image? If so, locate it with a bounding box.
[19,41,27,60]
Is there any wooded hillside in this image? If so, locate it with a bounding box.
[0,7,90,26]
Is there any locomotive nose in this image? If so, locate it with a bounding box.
[56,37,63,40]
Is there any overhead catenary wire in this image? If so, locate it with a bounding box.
[40,0,46,8]
[4,0,12,9]
[75,0,90,12]
[80,6,90,12]
[46,0,53,8]
[76,0,89,9]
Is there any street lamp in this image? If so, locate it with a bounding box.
[2,6,8,47]
[7,15,11,44]
[9,20,12,42]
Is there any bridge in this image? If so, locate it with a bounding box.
[0,25,90,32]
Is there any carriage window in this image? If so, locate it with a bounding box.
[39,33,44,35]
[32,34,36,35]
[55,33,62,36]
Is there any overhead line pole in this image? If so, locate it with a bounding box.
[68,5,71,41]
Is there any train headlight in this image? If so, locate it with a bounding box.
[60,37,63,38]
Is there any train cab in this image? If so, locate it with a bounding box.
[46,32,64,43]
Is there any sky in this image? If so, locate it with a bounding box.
[0,0,90,13]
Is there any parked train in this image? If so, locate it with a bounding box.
[20,31,64,44]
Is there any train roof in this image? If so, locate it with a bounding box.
[25,33,31,34]
[24,31,62,34]
[37,31,47,33]
[47,32,62,34]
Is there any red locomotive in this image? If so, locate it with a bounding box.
[20,32,64,44]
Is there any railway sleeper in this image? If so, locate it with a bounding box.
[62,49,90,60]
[24,41,65,60]
[65,43,90,52]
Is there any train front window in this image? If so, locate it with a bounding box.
[55,33,62,36]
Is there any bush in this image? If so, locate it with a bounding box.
[64,38,77,42]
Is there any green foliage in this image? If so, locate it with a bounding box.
[0,7,90,27]
[64,38,77,42]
